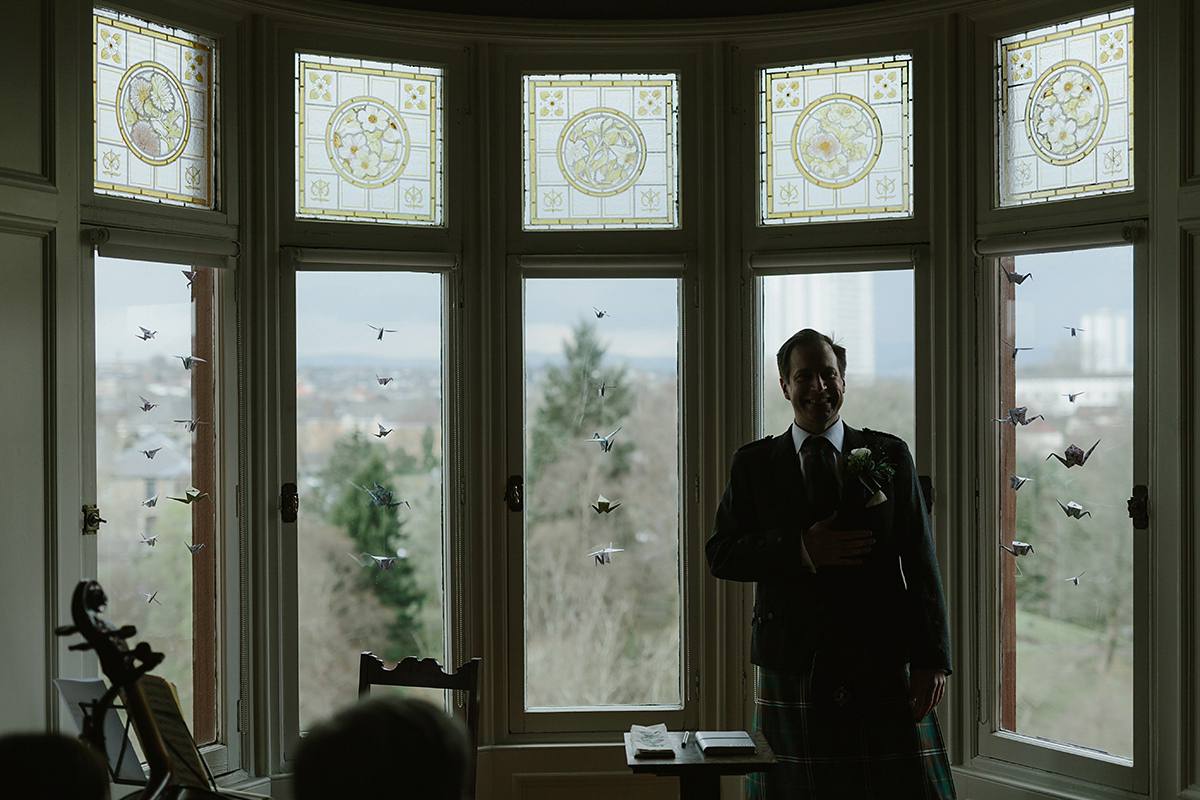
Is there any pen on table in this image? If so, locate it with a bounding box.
[681,730,691,748]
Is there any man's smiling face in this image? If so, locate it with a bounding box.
[780,341,846,434]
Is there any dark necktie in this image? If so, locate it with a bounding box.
[802,435,839,520]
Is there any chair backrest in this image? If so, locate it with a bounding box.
[357,652,481,790]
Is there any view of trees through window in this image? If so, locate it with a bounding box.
[523,277,681,709]
[94,255,219,743]
[295,271,445,729]
[997,247,1135,759]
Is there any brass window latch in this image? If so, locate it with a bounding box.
[1127,485,1148,530]
[82,504,107,535]
[281,482,299,523]
[503,475,523,513]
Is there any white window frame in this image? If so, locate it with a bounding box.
[970,223,1150,793]
[278,246,466,752]
[82,226,245,779]
[502,253,700,736]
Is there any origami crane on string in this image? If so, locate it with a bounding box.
[590,494,621,514]
[1063,326,1085,337]
[997,407,1044,426]
[999,541,1035,575]
[169,487,209,505]
[140,448,162,459]
[1065,571,1086,585]
[184,542,206,554]
[139,533,159,547]
[1063,391,1085,403]
[182,269,198,288]
[136,326,157,341]
[1057,499,1092,519]
[588,378,618,397]
[592,307,610,318]
[376,374,394,386]
[368,324,397,341]
[374,423,393,438]
[586,542,624,565]
[140,591,162,605]
[142,495,159,508]
[584,426,622,453]
[1006,470,1032,490]
[138,396,158,412]
[1046,440,1101,468]
[355,482,410,510]
[1002,267,1032,285]
[174,418,208,433]
[349,550,408,570]
[175,354,207,370]
[1001,340,1033,359]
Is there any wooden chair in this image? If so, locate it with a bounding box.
[358,652,481,792]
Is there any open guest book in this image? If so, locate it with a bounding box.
[629,724,675,758]
[694,731,757,755]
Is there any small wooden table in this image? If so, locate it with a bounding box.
[623,730,777,800]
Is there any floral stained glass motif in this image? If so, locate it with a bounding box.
[523,74,679,230]
[761,55,912,224]
[296,54,443,225]
[997,9,1133,206]
[93,8,215,208]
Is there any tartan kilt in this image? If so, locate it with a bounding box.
[748,664,956,800]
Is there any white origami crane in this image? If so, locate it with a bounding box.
[590,494,621,514]
[588,378,618,397]
[376,374,394,386]
[1002,541,1035,556]
[169,486,209,505]
[1056,499,1092,519]
[1063,326,1085,337]
[1006,470,1032,490]
[174,418,208,433]
[138,396,158,412]
[140,591,161,604]
[349,550,408,570]
[586,542,625,565]
[142,495,159,508]
[1046,440,1101,468]
[592,307,610,318]
[1001,340,1033,359]
[181,269,198,288]
[136,326,157,341]
[354,482,409,510]
[368,324,397,341]
[584,426,622,453]
[184,542,206,554]
[175,354,207,370]
[139,533,159,547]
[1065,571,1086,585]
[1063,391,1085,403]
[1003,268,1032,285]
[374,423,393,438]
[141,448,162,459]
[997,406,1044,426]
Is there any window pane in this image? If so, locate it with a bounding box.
[93,8,216,208]
[523,74,680,230]
[760,55,912,225]
[94,256,220,743]
[524,278,681,708]
[996,9,1133,206]
[296,55,444,225]
[295,272,445,729]
[996,247,1134,759]
[760,271,915,452]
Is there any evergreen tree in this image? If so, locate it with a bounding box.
[329,444,426,660]
[528,321,633,477]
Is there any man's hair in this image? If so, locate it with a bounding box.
[0,732,110,800]
[776,328,847,380]
[294,696,472,800]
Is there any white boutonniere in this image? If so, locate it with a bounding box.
[846,447,895,506]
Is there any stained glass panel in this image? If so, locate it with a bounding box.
[93,8,216,208]
[523,73,679,230]
[997,9,1133,206]
[760,55,912,224]
[296,55,444,225]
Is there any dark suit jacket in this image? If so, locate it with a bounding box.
[707,424,952,674]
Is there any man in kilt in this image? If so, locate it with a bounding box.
[707,329,955,799]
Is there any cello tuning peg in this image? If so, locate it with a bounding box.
[68,642,94,652]
[115,625,137,639]
[54,625,78,636]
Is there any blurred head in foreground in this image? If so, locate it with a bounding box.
[0,731,110,800]
[294,696,471,800]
